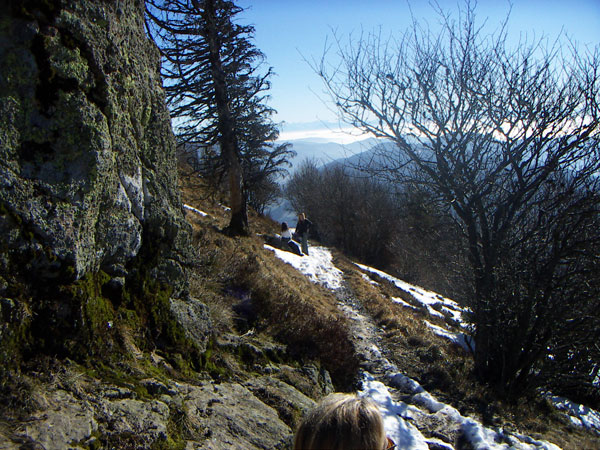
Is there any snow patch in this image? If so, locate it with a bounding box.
[424,320,474,352]
[546,394,600,430]
[392,296,418,309]
[356,263,464,322]
[264,245,343,290]
[183,204,208,217]
[360,374,430,450]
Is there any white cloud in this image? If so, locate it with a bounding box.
[279,126,368,144]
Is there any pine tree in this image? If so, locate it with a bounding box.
[146,0,293,234]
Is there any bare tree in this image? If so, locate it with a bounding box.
[285,160,400,266]
[317,2,600,399]
[389,185,469,299]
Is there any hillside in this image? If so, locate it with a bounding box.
[1,1,597,448]
[1,169,598,449]
[179,173,600,450]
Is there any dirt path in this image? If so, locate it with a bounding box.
[333,281,562,450]
[334,284,397,377]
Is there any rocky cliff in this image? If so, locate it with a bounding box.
[0,0,208,368]
[0,2,334,448]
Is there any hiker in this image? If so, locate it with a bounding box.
[281,222,302,256]
[293,393,396,450]
[294,213,312,256]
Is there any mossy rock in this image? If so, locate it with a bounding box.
[0,0,210,376]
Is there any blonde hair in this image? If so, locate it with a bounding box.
[293,393,386,450]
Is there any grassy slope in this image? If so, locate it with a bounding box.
[179,170,599,450]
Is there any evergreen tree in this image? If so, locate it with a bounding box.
[146,0,293,233]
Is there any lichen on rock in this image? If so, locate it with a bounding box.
[0,0,209,368]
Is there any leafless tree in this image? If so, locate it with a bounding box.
[317,2,600,400]
[285,160,401,266]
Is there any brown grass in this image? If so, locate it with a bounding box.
[178,168,599,449]
[180,173,359,389]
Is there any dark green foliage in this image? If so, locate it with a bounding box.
[145,0,295,224]
[119,271,204,374]
[0,300,32,378]
[69,271,116,357]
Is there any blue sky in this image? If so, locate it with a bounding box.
[236,1,600,141]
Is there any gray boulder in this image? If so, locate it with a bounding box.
[170,297,212,353]
[0,0,209,363]
[181,381,293,450]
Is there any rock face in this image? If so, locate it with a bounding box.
[0,0,209,362]
[0,2,325,449]
[0,357,324,449]
[0,0,187,284]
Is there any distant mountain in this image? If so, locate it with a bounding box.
[325,139,399,173]
[323,139,440,181]
[267,137,385,223]
[282,137,380,170]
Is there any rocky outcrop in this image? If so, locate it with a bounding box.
[0,1,334,449]
[0,0,209,364]
[0,354,325,449]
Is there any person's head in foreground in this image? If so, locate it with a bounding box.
[293,393,396,450]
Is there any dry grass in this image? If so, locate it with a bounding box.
[334,252,471,386]
[180,172,359,389]
[178,168,599,448]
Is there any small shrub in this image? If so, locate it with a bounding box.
[0,374,37,419]
[407,335,428,348]
[421,366,454,391]
[417,344,443,363]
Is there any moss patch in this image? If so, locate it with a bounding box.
[0,298,32,377]
[77,271,114,336]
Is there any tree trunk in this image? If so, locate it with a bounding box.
[227,158,248,234]
[201,0,249,236]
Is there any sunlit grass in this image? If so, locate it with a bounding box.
[178,164,598,449]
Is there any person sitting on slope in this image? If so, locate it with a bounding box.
[281,222,303,256]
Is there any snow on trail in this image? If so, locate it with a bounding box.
[263,245,343,290]
[360,375,430,450]
[357,264,473,349]
[265,244,593,448]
